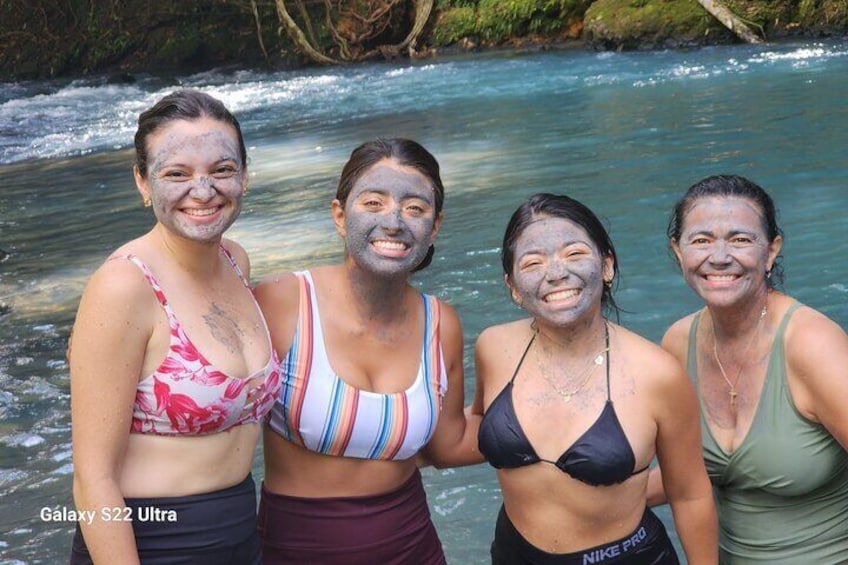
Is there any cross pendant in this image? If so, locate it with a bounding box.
[729,390,737,406]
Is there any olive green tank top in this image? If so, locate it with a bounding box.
[687,303,848,564]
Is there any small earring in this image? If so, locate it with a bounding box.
[143,197,151,208]
[243,184,249,196]
[604,278,613,288]
[765,268,772,279]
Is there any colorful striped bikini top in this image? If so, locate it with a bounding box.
[267,270,447,461]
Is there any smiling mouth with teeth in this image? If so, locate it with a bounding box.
[544,289,580,302]
[182,207,220,217]
[705,274,739,281]
[372,240,409,251]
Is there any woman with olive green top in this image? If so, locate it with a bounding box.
[684,303,848,562]
[649,174,848,563]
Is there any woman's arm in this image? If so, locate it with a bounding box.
[254,272,300,356]
[653,354,718,564]
[787,308,848,447]
[645,467,667,506]
[420,302,484,468]
[70,261,155,564]
[469,327,496,419]
[648,316,697,507]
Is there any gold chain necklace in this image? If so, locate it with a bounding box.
[711,301,768,406]
[535,323,609,403]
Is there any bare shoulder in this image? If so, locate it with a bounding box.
[475,319,530,393]
[785,302,846,344]
[434,298,463,341]
[429,298,465,376]
[254,271,301,312]
[253,271,302,355]
[784,302,848,371]
[72,257,157,360]
[221,237,247,260]
[435,297,461,326]
[614,324,688,390]
[661,312,699,363]
[83,256,156,307]
[476,319,531,359]
[776,299,848,427]
[477,318,525,343]
[221,237,250,273]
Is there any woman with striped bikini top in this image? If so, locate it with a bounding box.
[267,270,445,460]
[255,139,484,565]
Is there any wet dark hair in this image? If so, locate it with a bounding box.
[502,192,620,315]
[667,174,784,288]
[336,138,445,272]
[134,90,247,177]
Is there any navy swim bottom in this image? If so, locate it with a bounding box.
[69,473,260,564]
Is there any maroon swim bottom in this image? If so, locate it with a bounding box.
[258,468,446,565]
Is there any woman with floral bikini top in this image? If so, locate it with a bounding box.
[69,90,279,564]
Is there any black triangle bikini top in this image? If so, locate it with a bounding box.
[478,326,649,487]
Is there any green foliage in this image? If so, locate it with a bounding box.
[472,0,588,42]
[431,0,591,45]
[584,0,729,49]
[437,0,479,7]
[798,0,818,21]
[796,0,848,30]
[532,0,590,33]
[476,0,538,41]
[432,7,478,45]
[5,0,848,79]
[84,22,134,70]
[820,0,848,26]
[0,0,283,79]
[724,0,792,32]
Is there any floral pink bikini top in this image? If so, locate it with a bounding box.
[113,248,281,436]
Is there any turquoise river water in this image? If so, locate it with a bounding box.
[1,39,847,563]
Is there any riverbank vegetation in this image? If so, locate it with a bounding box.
[2,0,847,80]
